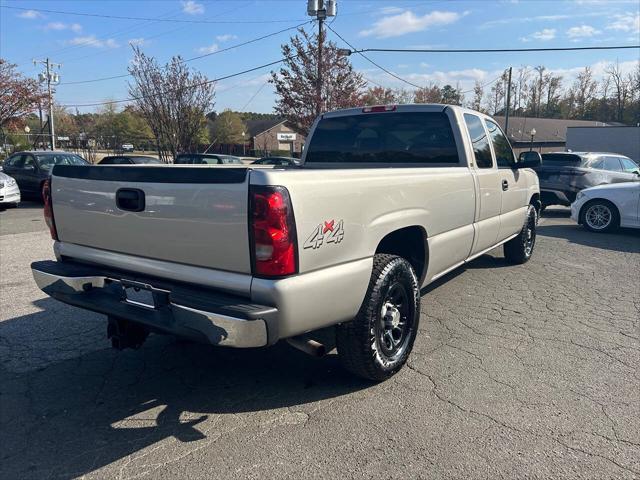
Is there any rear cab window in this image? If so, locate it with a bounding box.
[463,114,493,168]
[304,111,460,166]
[484,119,515,168]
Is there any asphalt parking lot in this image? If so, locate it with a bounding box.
[1,202,638,479]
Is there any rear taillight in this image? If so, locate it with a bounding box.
[42,178,59,240]
[250,186,297,277]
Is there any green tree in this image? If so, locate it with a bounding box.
[209,109,246,144]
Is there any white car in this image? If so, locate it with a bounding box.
[0,171,21,208]
[571,182,640,232]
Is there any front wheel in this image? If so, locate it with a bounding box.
[581,200,619,233]
[504,204,537,264]
[336,254,420,382]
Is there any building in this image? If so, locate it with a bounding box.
[566,126,640,164]
[246,118,306,157]
[493,116,615,155]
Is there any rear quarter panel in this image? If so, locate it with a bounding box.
[250,167,476,277]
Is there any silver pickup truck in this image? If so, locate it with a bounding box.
[32,104,541,381]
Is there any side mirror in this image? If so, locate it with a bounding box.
[517,151,541,168]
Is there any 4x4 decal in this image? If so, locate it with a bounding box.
[303,219,344,249]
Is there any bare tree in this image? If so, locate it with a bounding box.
[128,46,215,161]
[572,67,598,118]
[605,61,631,122]
[489,79,505,115]
[534,65,547,117]
[545,73,563,117]
[514,66,531,113]
[471,80,484,112]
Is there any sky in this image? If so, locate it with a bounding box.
[1,0,638,114]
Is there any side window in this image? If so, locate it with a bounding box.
[463,114,493,168]
[619,157,639,173]
[484,119,516,168]
[5,154,24,167]
[602,156,622,172]
[23,155,36,169]
[100,157,115,164]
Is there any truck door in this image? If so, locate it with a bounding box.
[463,113,501,255]
[484,119,528,240]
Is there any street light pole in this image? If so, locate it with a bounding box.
[34,58,61,151]
[529,128,537,152]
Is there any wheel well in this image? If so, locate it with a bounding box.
[375,226,428,283]
[529,193,541,215]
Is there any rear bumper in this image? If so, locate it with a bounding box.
[31,260,276,348]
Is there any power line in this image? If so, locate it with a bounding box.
[1,5,307,24]
[326,24,424,89]
[58,21,311,86]
[351,45,640,54]
[58,56,297,108]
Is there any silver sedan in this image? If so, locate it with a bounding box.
[0,171,21,208]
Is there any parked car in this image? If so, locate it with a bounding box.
[252,156,300,166]
[121,144,134,152]
[2,151,88,199]
[0,171,21,208]
[174,153,243,165]
[571,182,640,232]
[534,152,639,210]
[31,104,540,381]
[99,155,162,165]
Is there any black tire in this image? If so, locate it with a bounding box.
[504,204,537,265]
[336,254,420,382]
[580,199,619,233]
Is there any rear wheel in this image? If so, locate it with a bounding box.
[581,200,619,233]
[336,254,420,381]
[504,204,537,264]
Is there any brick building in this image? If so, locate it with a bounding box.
[246,118,306,157]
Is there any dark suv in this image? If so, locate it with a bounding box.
[534,152,639,209]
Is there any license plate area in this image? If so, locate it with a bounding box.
[124,287,156,309]
[117,279,170,310]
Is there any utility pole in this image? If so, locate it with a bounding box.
[504,66,512,138]
[307,0,337,116]
[33,58,61,151]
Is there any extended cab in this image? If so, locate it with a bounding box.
[32,105,541,381]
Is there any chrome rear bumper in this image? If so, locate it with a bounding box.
[32,261,277,348]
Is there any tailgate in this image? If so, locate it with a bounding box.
[51,165,252,273]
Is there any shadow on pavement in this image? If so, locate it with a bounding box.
[540,208,571,218]
[537,223,640,253]
[0,299,370,479]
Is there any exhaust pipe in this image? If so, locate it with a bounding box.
[286,337,326,357]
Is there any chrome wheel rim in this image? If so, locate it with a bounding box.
[524,222,535,256]
[377,282,411,361]
[585,204,612,230]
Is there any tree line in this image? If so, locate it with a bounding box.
[2,27,638,158]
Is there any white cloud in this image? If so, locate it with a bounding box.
[607,13,640,34]
[216,34,238,42]
[197,42,219,54]
[128,38,148,46]
[18,10,43,19]
[379,6,404,15]
[45,22,67,30]
[566,25,601,38]
[360,10,465,38]
[182,1,204,15]
[520,28,556,42]
[66,35,119,49]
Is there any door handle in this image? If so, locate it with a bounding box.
[502,180,509,191]
[116,188,145,212]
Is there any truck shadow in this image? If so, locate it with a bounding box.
[0,299,369,480]
[537,223,640,254]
